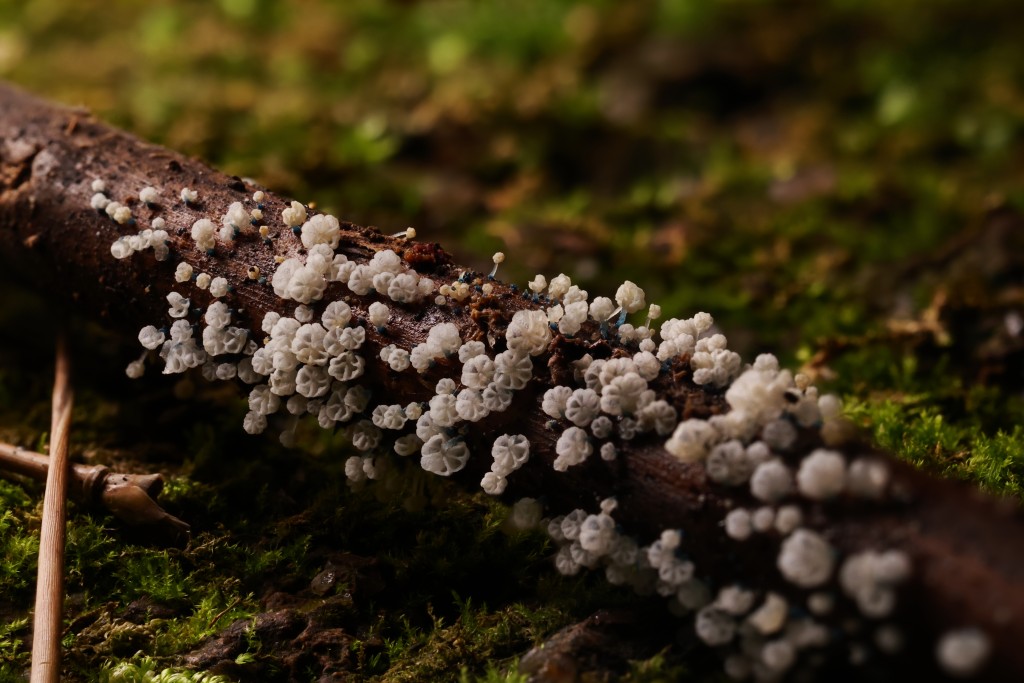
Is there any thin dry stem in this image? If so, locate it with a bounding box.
[30,337,73,683]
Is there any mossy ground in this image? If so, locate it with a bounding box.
[1,0,1023,680]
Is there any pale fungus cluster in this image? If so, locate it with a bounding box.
[95,179,992,681]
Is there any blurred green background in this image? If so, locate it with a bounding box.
[1,0,1023,679]
[3,0,1023,360]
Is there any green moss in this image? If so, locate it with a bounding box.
[383,600,565,683]
[113,551,191,605]
[460,662,530,683]
[0,507,39,597]
[151,590,258,656]
[0,477,31,510]
[846,397,1024,497]
[621,650,697,683]
[99,656,230,683]
[0,617,30,680]
[65,514,118,593]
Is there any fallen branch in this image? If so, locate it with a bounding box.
[1,82,1022,680]
[0,442,189,535]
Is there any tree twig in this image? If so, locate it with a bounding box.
[0,442,190,536]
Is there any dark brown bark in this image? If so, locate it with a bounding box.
[1,81,1022,680]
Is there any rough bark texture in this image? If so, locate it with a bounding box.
[1,82,1023,680]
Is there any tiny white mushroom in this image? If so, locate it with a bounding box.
[778,529,835,588]
[420,435,471,476]
[747,593,788,636]
[936,628,991,678]
[614,280,646,317]
[724,508,752,541]
[371,404,407,430]
[751,459,794,503]
[716,585,756,615]
[542,386,573,419]
[328,352,365,382]
[138,325,165,350]
[455,389,489,422]
[774,505,803,535]
[481,471,508,495]
[553,427,592,471]
[210,277,229,298]
[166,292,190,318]
[394,434,422,457]
[493,350,533,390]
[508,498,543,530]
[351,420,382,451]
[847,458,890,499]
[665,419,718,463]
[548,273,572,300]
[281,200,307,227]
[109,239,133,259]
[462,354,495,390]
[322,301,352,329]
[695,606,735,646]
[125,359,145,379]
[368,301,390,330]
[797,449,847,500]
[90,192,110,210]
[191,219,216,252]
[506,310,552,357]
[111,205,132,225]
[174,262,194,283]
[139,186,159,204]
[300,213,341,249]
[752,506,775,532]
[491,434,530,474]
[205,302,231,330]
[564,388,600,427]
[488,251,504,279]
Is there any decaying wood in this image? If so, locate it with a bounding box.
[1,82,1023,680]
